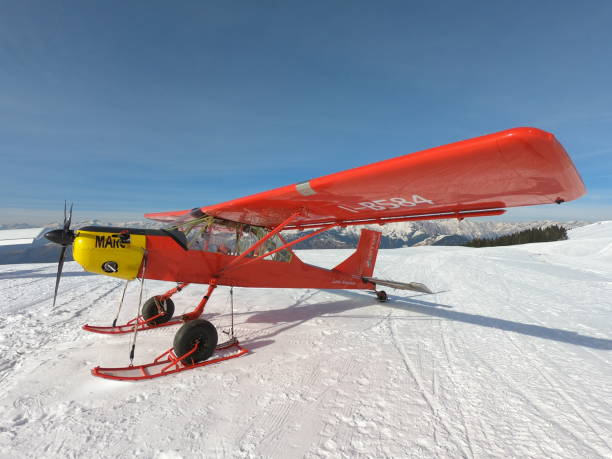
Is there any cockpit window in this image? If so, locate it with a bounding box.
[168,217,292,262]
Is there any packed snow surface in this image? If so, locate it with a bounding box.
[1,222,611,458]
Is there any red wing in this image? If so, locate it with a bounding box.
[145,127,585,228]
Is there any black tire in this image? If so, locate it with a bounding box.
[142,296,175,325]
[376,290,388,302]
[173,319,218,365]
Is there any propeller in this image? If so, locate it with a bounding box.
[44,202,76,307]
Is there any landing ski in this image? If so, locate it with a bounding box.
[91,339,248,381]
[83,315,183,334]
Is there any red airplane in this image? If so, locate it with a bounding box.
[45,127,585,380]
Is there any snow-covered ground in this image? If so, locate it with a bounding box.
[1,222,611,458]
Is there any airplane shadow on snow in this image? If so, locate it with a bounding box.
[233,290,374,351]
[388,294,612,351]
[237,289,612,351]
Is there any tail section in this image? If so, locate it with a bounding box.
[334,229,381,278]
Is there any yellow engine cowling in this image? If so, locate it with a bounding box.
[72,230,146,280]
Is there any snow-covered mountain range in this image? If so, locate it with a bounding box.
[288,220,588,249]
[0,219,590,264]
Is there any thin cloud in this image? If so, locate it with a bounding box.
[573,148,612,159]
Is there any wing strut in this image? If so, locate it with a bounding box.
[222,222,337,274]
[220,211,302,273]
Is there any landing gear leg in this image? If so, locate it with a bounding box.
[181,282,217,321]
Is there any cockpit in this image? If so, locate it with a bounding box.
[167,216,293,263]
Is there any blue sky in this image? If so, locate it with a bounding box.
[1,0,611,224]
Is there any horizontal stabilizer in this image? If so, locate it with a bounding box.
[363,277,433,294]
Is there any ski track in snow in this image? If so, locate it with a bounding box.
[0,222,611,458]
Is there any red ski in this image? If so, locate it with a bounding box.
[92,339,248,381]
[83,315,183,335]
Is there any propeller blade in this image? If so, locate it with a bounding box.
[47,202,76,307]
[67,203,73,229]
[52,245,67,307]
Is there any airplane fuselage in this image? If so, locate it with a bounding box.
[72,226,373,290]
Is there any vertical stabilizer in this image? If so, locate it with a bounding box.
[333,229,381,278]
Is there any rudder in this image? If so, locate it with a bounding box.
[333,229,381,278]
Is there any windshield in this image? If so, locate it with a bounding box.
[167,217,292,262]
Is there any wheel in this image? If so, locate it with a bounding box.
[173,319,218,365]
[376,290,388,302]
[142,296,175,325]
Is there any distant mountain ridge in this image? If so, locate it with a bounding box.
[0,219,590,264]
[287,220,589,249]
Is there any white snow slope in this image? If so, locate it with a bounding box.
[0,222,611,459]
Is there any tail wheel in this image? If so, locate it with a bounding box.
[173,319,218,365]
[142,296,175,325]
[376,290,388,302]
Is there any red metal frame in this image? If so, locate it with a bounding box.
[83,313,183,334]
[285,209,507,230]
[221,211,300,272]
[159,282,189,300]
[181,282,217,321]
[91,340,248,381]
[222,222,337,273]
